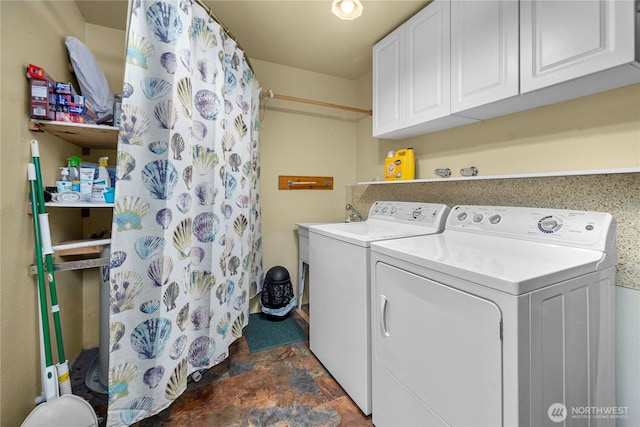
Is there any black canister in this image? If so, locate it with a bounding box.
[260,266,295,319]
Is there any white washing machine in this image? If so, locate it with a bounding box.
[309,201,450,415]
[370,205,617,426]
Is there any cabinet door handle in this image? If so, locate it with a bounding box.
[380,294,390,337]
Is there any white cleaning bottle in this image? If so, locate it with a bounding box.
[90,157,111,202]
[56,167,72,193]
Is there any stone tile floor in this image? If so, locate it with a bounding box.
[70,307,373,427]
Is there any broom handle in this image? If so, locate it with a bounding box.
[29,163,60,402]
[29,163,53,367]
[30,140,66,363]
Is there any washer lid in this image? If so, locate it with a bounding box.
[371,231,611,295]
[309,201,449,247]
[310,219,441,247]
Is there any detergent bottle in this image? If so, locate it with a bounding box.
[384,151,396,181]
[90,157,111,202]
[97,157,111,189]
[385,148,415,180]
[394,148,415,180]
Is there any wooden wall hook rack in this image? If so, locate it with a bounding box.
[278,175,334,190]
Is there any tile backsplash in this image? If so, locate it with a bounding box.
[349,173,640,290]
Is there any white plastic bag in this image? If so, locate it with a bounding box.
[65,36,112,120]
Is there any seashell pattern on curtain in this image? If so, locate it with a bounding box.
[107,0,262,424]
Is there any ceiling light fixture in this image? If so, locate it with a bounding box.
[332,0,363,20]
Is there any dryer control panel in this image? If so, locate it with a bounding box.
[369,201,450,227]
[447,205,617,254]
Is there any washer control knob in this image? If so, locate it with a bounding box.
[381,206,388,214]
[473,213,483,223]
[412,208,422,219]
[540,217,559,231]
[489,214,501,224]
[390,206,398,215]
[457,212,468,221]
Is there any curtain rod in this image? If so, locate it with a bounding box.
[262,90,373,116]
[193,0,256,74]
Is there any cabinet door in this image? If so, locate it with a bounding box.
[405,0,451,126]
[373,29,404,137]
[521,0,636,93]
[451,0,519,113]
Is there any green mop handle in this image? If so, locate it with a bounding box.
[28,163,53,367]
[30,139,66,364]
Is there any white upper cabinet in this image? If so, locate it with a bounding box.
[405,1,450,126]
[521,0,637,93]
[372,29,404,136]
[451,0,519,113]
[372,0,639,139]
[373,0,477,139]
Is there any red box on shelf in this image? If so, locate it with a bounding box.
[29,78,55,120]
[27,64,54,84]
[55,111,87,123]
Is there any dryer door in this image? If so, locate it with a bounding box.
[373,262,503,426]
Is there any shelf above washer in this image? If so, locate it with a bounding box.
[358,167,640,185]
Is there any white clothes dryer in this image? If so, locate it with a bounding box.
[370,205,617,427]
[309,201,450,415]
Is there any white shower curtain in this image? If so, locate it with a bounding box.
[107,1,262,424]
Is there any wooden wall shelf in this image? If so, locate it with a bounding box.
[26,119,116,274]
[28,257,109,275]
[29,120,118,150]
